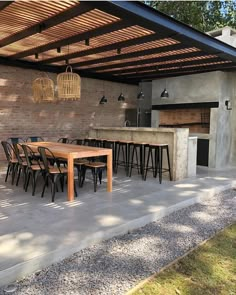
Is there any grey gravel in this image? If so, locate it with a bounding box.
[1,189,236,295]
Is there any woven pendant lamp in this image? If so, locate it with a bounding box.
[57,65,81,100]
[32,74,55,103]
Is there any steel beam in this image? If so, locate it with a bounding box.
[69,43,188,68]
[0,2,93,48]
[10,20,131,60]
[79,51,212,72]
[40,33,163,65]
[105,57,224,76]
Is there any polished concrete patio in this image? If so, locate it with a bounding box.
[0,165,235,286]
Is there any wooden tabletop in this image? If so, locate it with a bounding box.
[27,141,112,159]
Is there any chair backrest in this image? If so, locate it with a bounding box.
[1,141,15,162]
[12,143,24,164]
[7,137,25,144]
[84,138,96,146]
[57,137,69,144]
[21,144,39,168]
[26,136,44,142]
[70,138,83,145]
[38,146,62,174]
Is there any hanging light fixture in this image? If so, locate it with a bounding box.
[32,73,55,103]
[160,79,169,98]
[57,65,81,100]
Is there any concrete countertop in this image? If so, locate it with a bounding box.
[93,127,188,133]
[190,133,211,139]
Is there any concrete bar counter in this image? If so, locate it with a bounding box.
[89,127,194,181]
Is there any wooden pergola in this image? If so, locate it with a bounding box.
[0,1,236,84]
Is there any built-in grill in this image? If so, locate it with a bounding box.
[152,102,218,134]
[152,102,219,166]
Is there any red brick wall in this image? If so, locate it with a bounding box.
[0,65,138,160]
[159,108,210,133]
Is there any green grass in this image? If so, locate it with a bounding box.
[132,224,236,295]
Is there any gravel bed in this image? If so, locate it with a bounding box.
[1,189,236,295]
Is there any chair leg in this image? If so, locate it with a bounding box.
[16,166,22,186]
[5,163,10,182]
[41,176,47,198]
[91,168,96,192]
[129,145,135,177]
[74,180,78,197]
[25,172,31,192]
[159,147,163,184]
[80,166,87,187]
[98,168,103,184]
[60,175,64,192]
[32,171,37,196]
[52,181,56,202]
[11,163,18,185]
[135,146,140,174]
[150,149,155,177]
[144,149,151,181]
[166,146,172,181]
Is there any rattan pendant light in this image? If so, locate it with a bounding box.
[32,74,55,103]
[57,65,81,100]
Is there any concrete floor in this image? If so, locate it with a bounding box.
[0,165,236,286]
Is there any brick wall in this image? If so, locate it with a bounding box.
[0,65,138,160]
[159,108,210,133]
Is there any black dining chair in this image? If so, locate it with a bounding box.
[21,144,45,196]
[12,143,28,187]
[38,146,77,202]
[57,137,69,144]
[1,141,18,184]
[7,137,25,144]
[26,136,44,142]
[70,139,84,145]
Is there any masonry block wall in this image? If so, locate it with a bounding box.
[0,65,138,160]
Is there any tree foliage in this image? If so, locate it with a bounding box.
[145,1,236,32]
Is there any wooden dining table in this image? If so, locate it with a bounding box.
[27,142,113,201]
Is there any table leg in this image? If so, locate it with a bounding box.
[107,151,112,192]
[67,154,74,201]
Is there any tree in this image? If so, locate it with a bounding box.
[145,1,236,32]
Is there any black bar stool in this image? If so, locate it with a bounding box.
[103,139,118,171]
[84,138,96,146]
[129,142,148,178]
[115,140,133,176]
[144,143,172,183]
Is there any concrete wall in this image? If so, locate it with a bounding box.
[151,70,236,168]
[229,72,236,165]
[0,65,138,160]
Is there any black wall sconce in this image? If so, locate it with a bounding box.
[99,95,107,105]
[225,100,232,110]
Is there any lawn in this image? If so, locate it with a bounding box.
[131,223,236,295]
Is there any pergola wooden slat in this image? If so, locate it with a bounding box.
[0,0,235,84]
